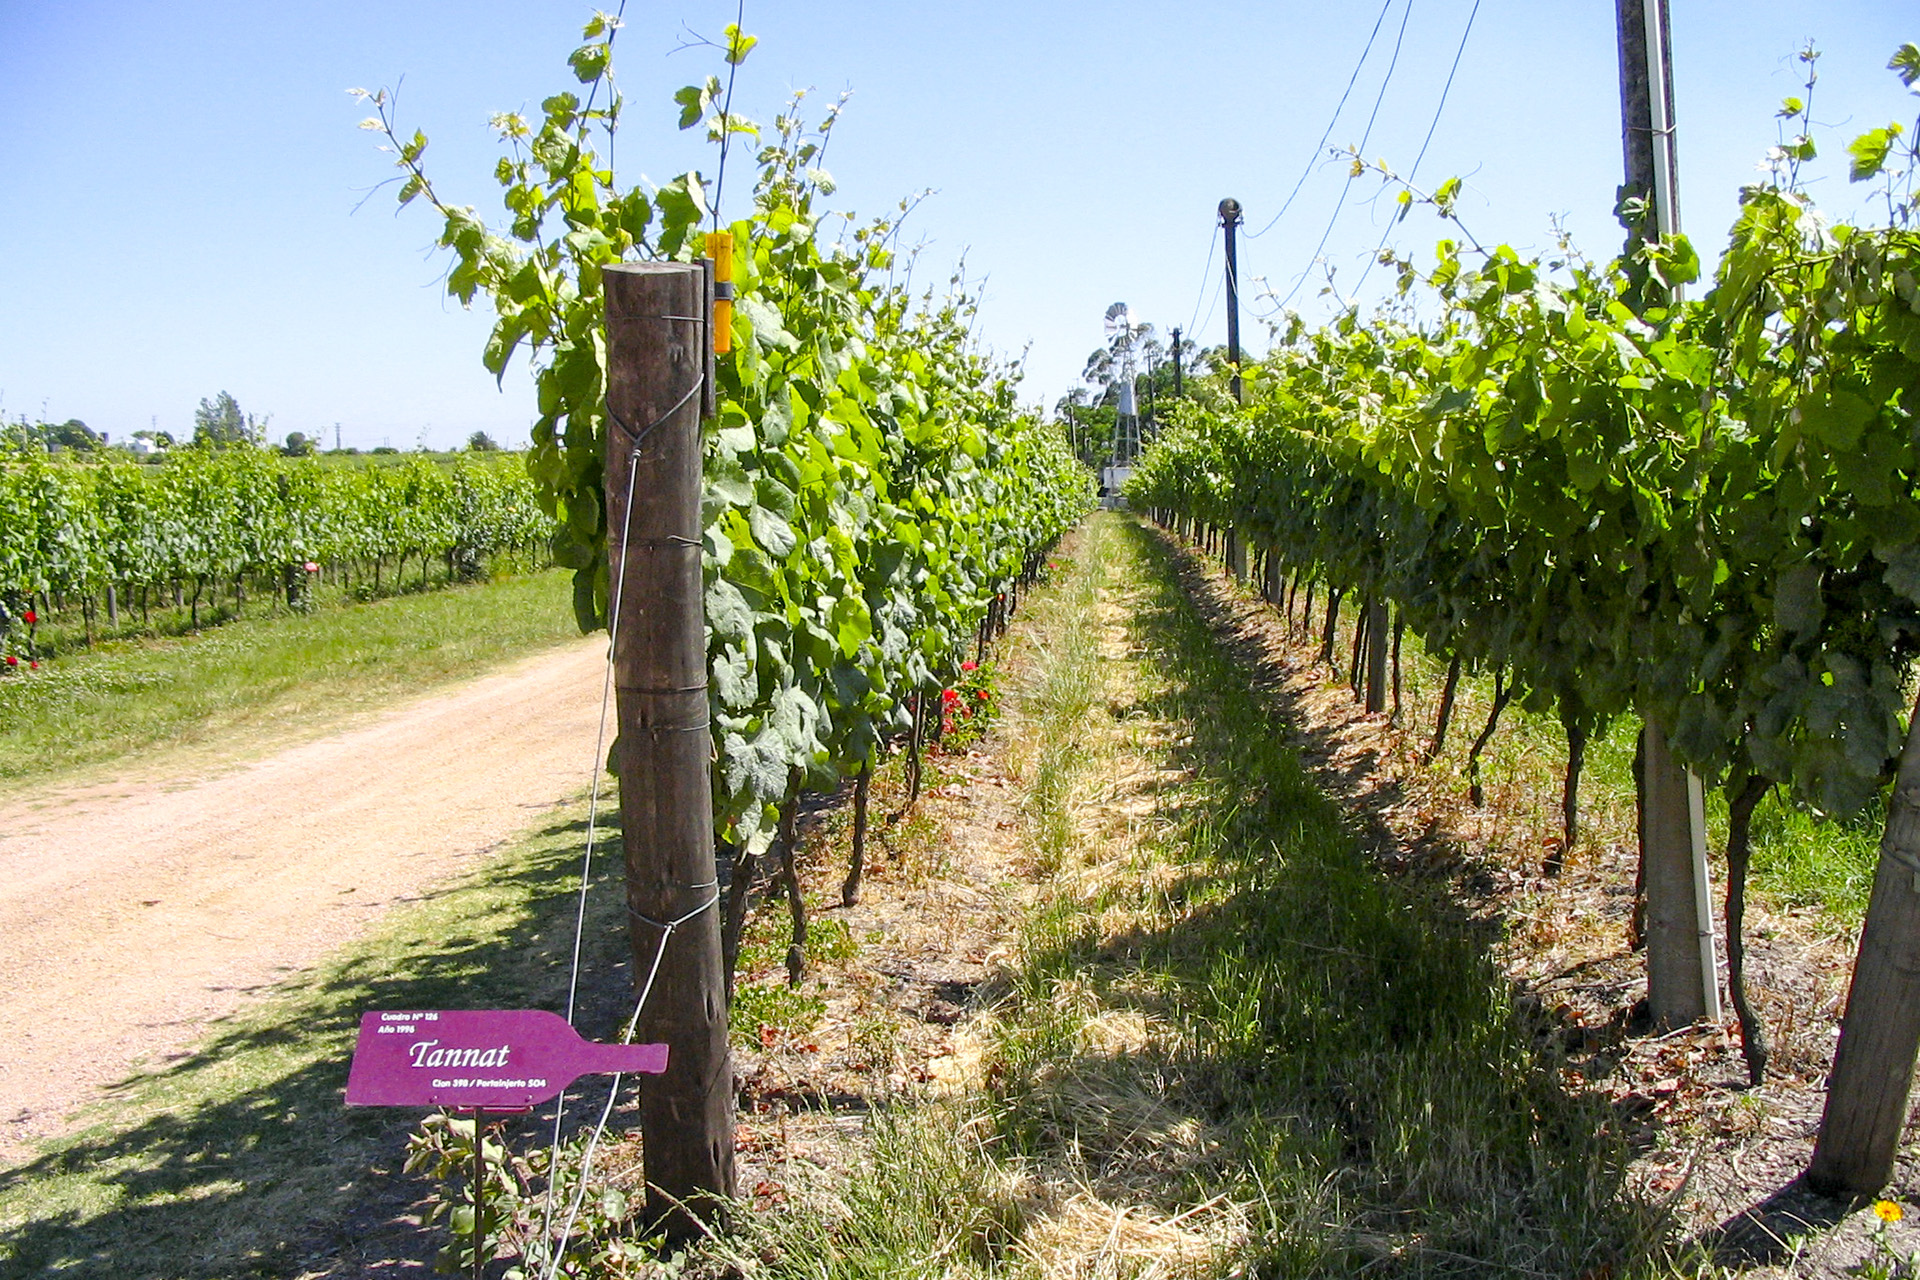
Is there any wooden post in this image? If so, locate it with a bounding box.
[1809,694,1920,1196]
[1640,720,1720,1029]
[1364,597,1389,715]
[604,262,735,1240]
[1220,198,1244,404]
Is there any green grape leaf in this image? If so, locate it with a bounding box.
[747,504,797,558]
[1892,43,1920,87]
[830,593,872,658]
[1848,126,1898,182]
[1773,563,1824,636]
[707,576,753,642]
[712,642,754,710]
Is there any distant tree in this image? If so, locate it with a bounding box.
[1053,388,1115,469]
[132,428,175,449]
[281,431,317,457]
[370,445,400,455]
[466,430,501,452]
[193,391,265,446]
[48,419,102,451]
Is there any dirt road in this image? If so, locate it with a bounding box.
[0,637,609,1162]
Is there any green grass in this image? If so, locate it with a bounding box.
[0,792,633,1280]
[1741,793,1882,921]
[720,513,1676,1279]
[0,567,583,793]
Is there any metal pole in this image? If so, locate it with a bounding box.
[1219,199,1243,404]
[471,1108,485,1280]
[1616,0,1682,286]
[1642,0,1681,256]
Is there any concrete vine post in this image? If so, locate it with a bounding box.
[603,261,736,1240]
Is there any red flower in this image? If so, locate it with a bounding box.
[28,661,38,669]
[977,689,990,701]
[941,688,959,705]
[960,660,977,672]
[22,610,35,626]
[4,656,15,667]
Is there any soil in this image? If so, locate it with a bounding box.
[0,636,609,1165]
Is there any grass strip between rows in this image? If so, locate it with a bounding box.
[723,512,1675,1279]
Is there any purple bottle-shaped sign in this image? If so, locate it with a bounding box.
[345,1010,669,1110]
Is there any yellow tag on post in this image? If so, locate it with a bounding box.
[706,230,734,356]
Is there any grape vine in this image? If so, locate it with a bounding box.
[1130,46,1920,1083]
[360,13,1094,856]
[1131,46,1920,826]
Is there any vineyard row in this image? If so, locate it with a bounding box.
[0,448,558,643]
[1127,52,1920,1196]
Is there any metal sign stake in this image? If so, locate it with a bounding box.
[471,1106,486,1280]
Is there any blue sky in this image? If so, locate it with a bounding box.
[0,2,1911,450]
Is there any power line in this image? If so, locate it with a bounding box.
[1245,0,1398,241]
[1186,222,1220,340]
[1273,0,1417,314]
[1351,0,1483,298]
[1197,259,1227,339]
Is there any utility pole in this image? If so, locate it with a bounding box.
[1617,0,1718,1032]
[1142,348,1157,443]
[1170,326,1184,400]
[1219,199,1244,404]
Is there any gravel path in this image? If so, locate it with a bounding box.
[0,637,608,1163]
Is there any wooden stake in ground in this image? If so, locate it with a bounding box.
[604,261,735,1239]
[1364,597,1389,715]
[1809,692,1920,1196]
